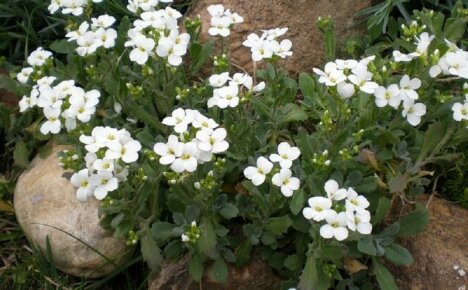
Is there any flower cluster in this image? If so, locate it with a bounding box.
[65,15,118,57]
[313,55,378,97]
[181,221,200,243]
[207,72,265,109]
[154,108,229,173]
[19,75,100,135]
[374,75,426,126]
[71,126,142,201]
[48,0,102,16]
[124,6,190,66]
[393,32,435,62]
[207,4,243,37]
[243,27,293,62]
[17,47,53,84]
[303,179,372,241]
[429,40,468,79]
[452,83,468,122]
[244,142,301,197]
[127,0,173,14]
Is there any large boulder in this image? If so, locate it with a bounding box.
[149,254,282,290]
[392,195,468,290]
[14,145,130,277]
[187,0,371,75]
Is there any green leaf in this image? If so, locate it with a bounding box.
[251,96,272,119]
[355,176,378,193]
[398,205,429,237]
[299,72,316,99]
[0,75,23,96]
[417,121,447,163]
[384,243,413,266]
[163,240,184,259]
[49,39,75,54]
[290,190,306,215]
[151,222,177,243]
[235,239,252,267]
[298,256,330,290]
[199,219,218,259]
[280,103,309,124]
[190,39,214,74]
[372,258,398,290]
[210,257,228,283]
[265,215,293,235]
[219,203,239,219]
[284,254,303,271]
[357,236,377,256]
[388,174,408,193]
[444,19,466,41]
[189,253,204,282]
[13,140,30,169]
[372,197,391,226]
[141,235,163,271]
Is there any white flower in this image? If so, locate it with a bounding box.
[106,139,142,163]
[181,234,190,242]
[413,32,434,56]
[191,113,219,132]
[445,50,468,79]
[319,211,349,241]
[348,68,378,94]
[128,35,155,65]
[196,128,229,153]
[302,196,332,221]
[251,40,278,62]
[70,169,93,202]
[345,188,370,212]
[66,21,89,41]
[399,75,421,100]
[17,67,33,84]
[209,72,230,88]
[337,82,356,99]
[94,28,118,49]
[27,47,52,67]
[451,101,468,121]
[393,50,415,62]
[170,142,199,173]
[90,170,118,200]
[156,31,190,66]
[207,4,225,17]
[243,156,273,186]
[208,16,232,37]
[91,15,116,29]
[154,135,183,165]
[402,99,426,126]
[347,210,372,234]
[269,142,301,169]
[40,107,61,135]
[271,168,300,197]
[276,39,293,58]
[324,179,348,201]
[92,158,115,172]
[313,62,346,87]
[208,85,239,109]
[19,95,37,112]
[374,84,401,109]
[162,108,194,133]
[76,31,99,56]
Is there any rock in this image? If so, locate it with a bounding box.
[391,195,468,290]
[149,254,282,290]
[14,145,130,277]
[187,0,371,75]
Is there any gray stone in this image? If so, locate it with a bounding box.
[14,145,130,277]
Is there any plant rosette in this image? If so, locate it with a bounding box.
[10,0,468,289]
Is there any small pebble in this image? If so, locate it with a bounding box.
[454,265,460,270]
[459,269,466,277]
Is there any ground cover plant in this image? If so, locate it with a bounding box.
[0,0,467,289]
